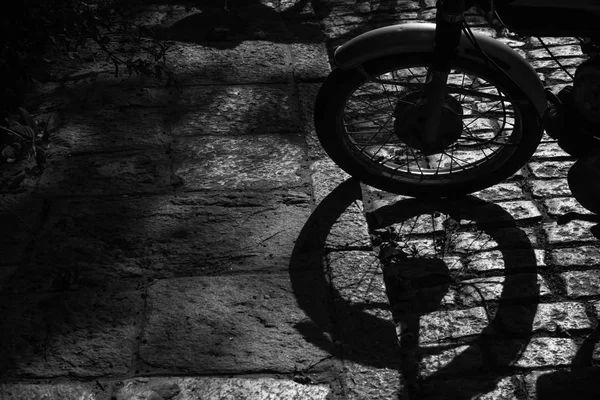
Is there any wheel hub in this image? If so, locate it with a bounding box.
[393,91,463,155]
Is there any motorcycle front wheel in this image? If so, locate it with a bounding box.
[314,53,543,198]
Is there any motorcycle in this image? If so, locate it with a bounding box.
[314,0,600,214]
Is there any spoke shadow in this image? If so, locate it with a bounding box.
[370,196,539,399]
[290,182,541,399]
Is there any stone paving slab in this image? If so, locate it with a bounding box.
[165,41,294,84]
[57,109,171,154]
[339,362,403,400]
[298,84,331,160]
[528,161,576,179]
[417,375,525,400]
[532,141,572,159]
[466,249,546,271]
[529,179,571,198]
[419,337,578,380]
[113,376,331,400]
[138,273,335,374]
[5,0,600,399]
[0,194,45,265]
[289,43,331,81]
[37,150,175,197]
[11,191,310,292]
[0,289,143,379]
[544,220,598,244]
[551,246,600,267]
[165,84,302,136]
[445,274,551,307]
[0,382,97,400]
[172,134,308,190]
[562,271,600,297]
[417,301,592,346]
[544,196,594,216]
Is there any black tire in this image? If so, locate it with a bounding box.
[314,53,543,198]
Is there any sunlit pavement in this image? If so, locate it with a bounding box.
[0,1,599,399]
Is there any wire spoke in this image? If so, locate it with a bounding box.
[340,61,521,178]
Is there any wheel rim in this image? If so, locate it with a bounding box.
[340,63,522,184]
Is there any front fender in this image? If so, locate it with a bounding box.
[334,23,546,116]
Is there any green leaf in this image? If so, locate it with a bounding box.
[18,107,36,130]
[11,124,36,140]
[1,123,34,140]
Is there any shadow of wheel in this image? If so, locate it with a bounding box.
[289,179,539,399]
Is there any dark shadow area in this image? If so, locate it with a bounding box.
[369,197,539,399]
[147,0,330,49]
[290,185,541,399]
[536,325,600,400]
[289,178,402,367]
[311,0,436,52]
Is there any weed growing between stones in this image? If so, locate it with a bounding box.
[1,0,176,117]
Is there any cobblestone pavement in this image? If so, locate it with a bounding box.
[1,0,599,399]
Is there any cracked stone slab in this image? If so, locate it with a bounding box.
[172,134,307,190]
[166,84,302,136]
[139,274,334,374]
[0,383,97,400]
[0,290,142,379]
[17,192,310,292]
[113,376,330,400]
[0,194,45,265]
[37,150,175,196]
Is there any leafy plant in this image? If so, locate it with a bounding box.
[0,108,68,172]
[1,0,177,119]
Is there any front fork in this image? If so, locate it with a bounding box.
[421,0,468,148]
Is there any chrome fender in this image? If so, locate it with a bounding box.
[334,23,547,116]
